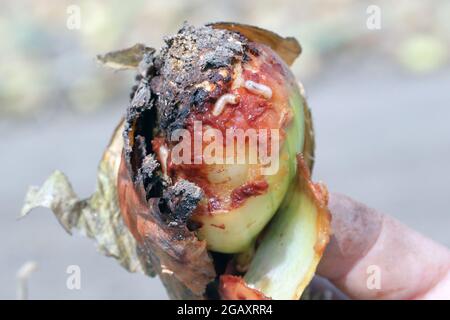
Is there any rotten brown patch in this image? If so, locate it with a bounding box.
[219,275,270,300]
[117,154,216,299]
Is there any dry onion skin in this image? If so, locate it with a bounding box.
[23,22,330,300]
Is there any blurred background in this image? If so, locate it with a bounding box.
[1,0,449,299]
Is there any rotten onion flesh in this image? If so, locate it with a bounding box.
[181,44,306,254]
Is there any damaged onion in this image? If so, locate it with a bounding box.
[23,22,330,300]
[115,22,330,299]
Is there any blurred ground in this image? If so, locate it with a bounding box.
[0,0,449,299]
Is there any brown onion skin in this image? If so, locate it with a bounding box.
[117,154,147,244]
[117,153,216,299]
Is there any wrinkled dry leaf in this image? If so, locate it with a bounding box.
[20,121,154,277]
[96,44,155,70]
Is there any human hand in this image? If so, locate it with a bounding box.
[315,193,450,300]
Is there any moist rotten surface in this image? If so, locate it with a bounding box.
[119,24,249,299]
[123,23,249,195]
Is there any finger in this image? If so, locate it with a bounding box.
[317,193,450,299]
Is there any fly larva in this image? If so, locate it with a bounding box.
[158,144,169,178]
[232,63,244,89]
[161,264,174,275]
[195,80,215,92]
[212,94,239,116]
[244,80,272,99]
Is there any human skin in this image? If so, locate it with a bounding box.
[317,193,450,300]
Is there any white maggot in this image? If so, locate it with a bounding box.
[244,80,272,99]
[212,94,239,116]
